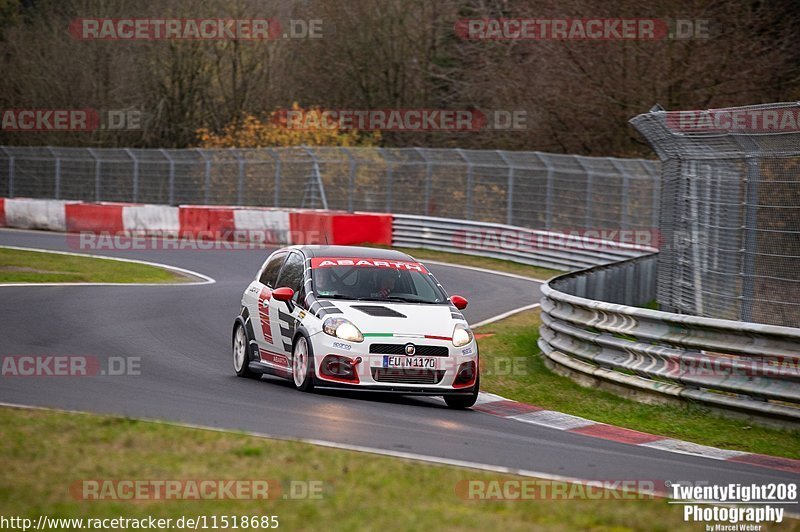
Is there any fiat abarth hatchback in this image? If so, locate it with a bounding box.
[231,245,479,408]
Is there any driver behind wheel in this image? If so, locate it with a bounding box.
[375,268,401,298]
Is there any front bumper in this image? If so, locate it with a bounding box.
[309,332,478,393]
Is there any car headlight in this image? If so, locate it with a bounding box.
[323,317,364,343]
[452,323,474,347]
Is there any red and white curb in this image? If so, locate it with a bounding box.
[0,197,393,246]
[473,392,800,475]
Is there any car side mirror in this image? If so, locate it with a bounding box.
[450,295,468,310]
[272,287,295,302]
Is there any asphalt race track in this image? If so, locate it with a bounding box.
[0,228,796,495]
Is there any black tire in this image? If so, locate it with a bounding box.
[233,322,261,380]
[291,333,316,392]
[444,375,479,409]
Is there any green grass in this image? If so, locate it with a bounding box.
[0,247,186,283]
[387,246,565,280]
[477,310,800,459]
[0,406,706,531]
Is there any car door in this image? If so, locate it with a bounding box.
[242,250,287,362]
[271,251,306,357]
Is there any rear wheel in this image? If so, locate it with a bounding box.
[444,375,479,409]
[233,323,260,379]
[292,334,316,392]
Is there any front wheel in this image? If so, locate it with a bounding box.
[444,375,479,409]
[292,334,316,392]
[233,323,260,379]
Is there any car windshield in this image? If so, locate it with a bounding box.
[311,258,448,304]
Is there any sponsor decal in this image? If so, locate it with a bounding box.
[310,257,428,273]
[258,288,273,344]
[332,342,352,351]
[259,349,288,368]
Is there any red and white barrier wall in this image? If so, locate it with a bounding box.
[0,198,393,246]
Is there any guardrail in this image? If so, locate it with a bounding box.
[392,214,655,271]
[538,255,800,424]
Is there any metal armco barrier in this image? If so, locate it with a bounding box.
[539,255,800,423]
[392,214,655,271]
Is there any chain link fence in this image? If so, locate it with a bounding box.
[631,102,800,328]
[0,146,660,235]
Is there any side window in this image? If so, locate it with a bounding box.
[275,252,305,293]
[259,252,287,287]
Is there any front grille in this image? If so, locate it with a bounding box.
[369,344,449,357]
[371,368,446,384]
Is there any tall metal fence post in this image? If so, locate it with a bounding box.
[269,149,281,208]
[536,152,555,230]
[609,159,631,230]
[415,148,432,216]
[741,151,760,322]
[575,156,594,229]
[456,148,473,220]
[124,148,139,203]
[645,161,660,231]
[197,148,211,205]
[233,150,245,206]
[1,147,13,198]
[341,147,356,213]
[378,148,393,213]
[159,149,175,205]
[88,148,101,202]
[47,147,61,199]
[497,151,515,226]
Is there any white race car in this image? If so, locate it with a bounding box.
[232,245,479,408]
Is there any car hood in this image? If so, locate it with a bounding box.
[331,300,462,338]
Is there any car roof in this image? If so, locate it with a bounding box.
[293,245,414,261]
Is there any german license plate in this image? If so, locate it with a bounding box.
[382,356,437,369]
